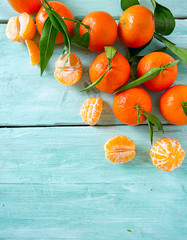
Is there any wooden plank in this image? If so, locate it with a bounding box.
[0,20,187,126]
[0,0,187,21]
[0,126,186,239]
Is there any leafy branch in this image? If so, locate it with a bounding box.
[135,104,164,144]
[114,60,179,94]
[80,46,117,92]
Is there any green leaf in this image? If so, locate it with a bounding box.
[164,60,180,69]
[147,120,154,144]
[128,39,152,60]
[71,21,89,48]
[121,0,139,11]
[80,66,111,92]
[143,112,164,133]
[154,33,187,64]
[42,1,71,51]
[129,47,167,63]
[39,18,57,76]
[182,102,187,116]
[114,67,162,94]
[151,0,175,35]
[105,46,117,60]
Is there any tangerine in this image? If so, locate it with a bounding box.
[79,11,117,52]
[159,85,187,125]
[6,13,36,42]
[54,53,82,86]
[113,87,152,125]
[8,0,41,14]
[118,5,155,48]
[80,97,103,126]
[137,52,178,91]
[150,138,185,171]
[104,136,136,163]
[36,1,74,44]
[89,52,130,93]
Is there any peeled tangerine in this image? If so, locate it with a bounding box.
[54,53,82,86]
[150,138,185,171]
[80,97,103,126]
[104,136,136,163]
[6,13,36,42]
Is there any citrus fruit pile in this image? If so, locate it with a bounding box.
[6,0,186,171]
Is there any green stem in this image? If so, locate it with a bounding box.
[130,68,136,80]
[135,104,141,124]
[63,17,90,30]
[150,0,156,9]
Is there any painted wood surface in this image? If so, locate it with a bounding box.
[0,0,187,20]
[0,0,187,239]
[0,20,187,126]
[0,126,187,239]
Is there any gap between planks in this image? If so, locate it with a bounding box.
[0,16,187,24]
[0,123,172,128]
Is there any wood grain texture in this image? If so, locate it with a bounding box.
[0,126,186,239]
[0,0,187,20]
[0,20,187,126]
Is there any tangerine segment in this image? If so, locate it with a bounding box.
[104,136,136,163]
[6,13,36,42]
[19,12,36,41]
[80,97,103,126]
[25,39,40,66]
[6,16,20,42]
[150,138,185,171]
[54,53,82,86]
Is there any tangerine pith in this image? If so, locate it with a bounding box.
[150,138,185,171]
[104,136,136,163]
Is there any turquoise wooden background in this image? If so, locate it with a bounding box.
[0,0,187,239]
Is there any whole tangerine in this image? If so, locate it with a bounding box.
[36,1,74,44]
[79,11,117,52]
[118,5,155,48]
[137,52,178,91]
[89,52,130,93]
[8,0,41,14]
[159,85,187,125]
[113,87,152,125]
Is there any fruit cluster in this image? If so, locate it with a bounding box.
[6,0,186,171]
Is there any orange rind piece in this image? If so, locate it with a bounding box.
[25,39,40,66]
[6,13,36,42]
[150,138,185,171]
[54,53,82,86]
[104,136,136,163]
[80,97,103,126]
